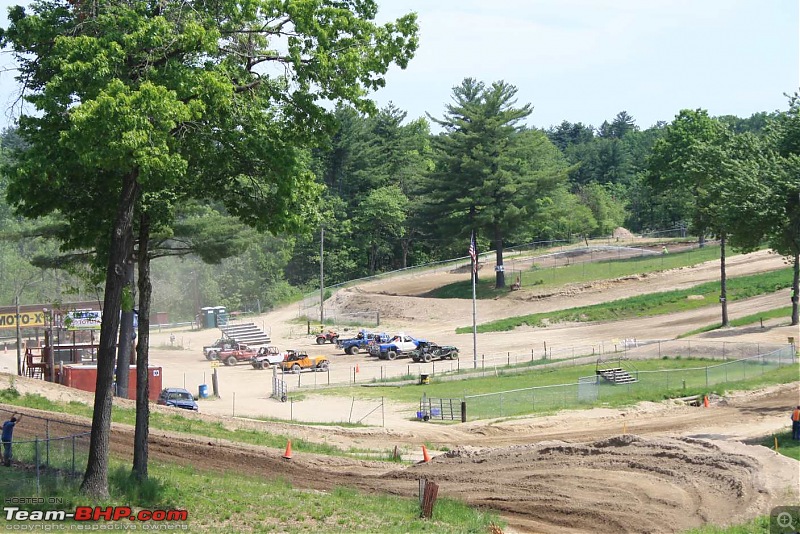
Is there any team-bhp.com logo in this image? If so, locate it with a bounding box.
[4,506,188,526]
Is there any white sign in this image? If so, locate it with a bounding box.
[65,310,102,331]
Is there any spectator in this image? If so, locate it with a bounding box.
[2,413,22,467]
[792,405,800,441]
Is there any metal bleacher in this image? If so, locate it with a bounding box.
[219,322,271,347]
[596,367,638,385]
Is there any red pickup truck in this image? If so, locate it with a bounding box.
[219,344,258,366]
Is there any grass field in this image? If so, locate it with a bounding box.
[455,267,792,333]
[319,356,800,421]
[0,460,501,533]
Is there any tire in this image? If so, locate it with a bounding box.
[386,350,397,361]
[422,352,432,363]
[316,337,325,345]
[345,346,355,355]
[292,364,301,374]
[449,351,459,360]
[208,351,219,361]
[318,361,329,372]
[255,362,264,370]
[227,356,238,366]
[331,336,339,345]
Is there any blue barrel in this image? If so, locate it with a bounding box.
[198,384,209,398]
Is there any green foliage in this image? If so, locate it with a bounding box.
[423,78,570,286]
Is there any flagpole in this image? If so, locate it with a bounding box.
[469,230,478,370]
[472,265,477,370]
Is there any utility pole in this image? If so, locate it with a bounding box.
[319,226,325,324]
[15,295,21,376]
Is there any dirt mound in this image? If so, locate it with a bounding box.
[382,435,779,533]
[613,227,636,239]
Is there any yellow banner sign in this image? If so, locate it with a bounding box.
[0,311,46,330]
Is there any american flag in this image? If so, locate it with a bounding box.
[468,231,477,273]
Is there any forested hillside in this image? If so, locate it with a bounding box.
[0,92,786,321]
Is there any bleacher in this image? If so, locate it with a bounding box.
[219,322,271,347]
[596,367,638,385]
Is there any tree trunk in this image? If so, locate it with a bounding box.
[80,171,139,499]
[115,255,135,399]
[792,250,799,327]
[400,238,410,269]
[719,233,728,327]
[494,226,505,289]
[133,212,152,480]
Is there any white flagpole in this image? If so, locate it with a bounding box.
[472,256,478,370]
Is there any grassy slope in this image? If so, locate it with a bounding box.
[456,268,792,333]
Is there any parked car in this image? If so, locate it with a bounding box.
[410,341,459,363]
[369,333,426,360]
[250,346,285,369]
[315,330,340,345]
[219,343,259,366]
[278,351,330,373]
[203,338,236,361]
[337,330,391,355]
[157,388,199,411]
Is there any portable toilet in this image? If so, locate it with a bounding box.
[213,306,227,327]
[200,307,216,329]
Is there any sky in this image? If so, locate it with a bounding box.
[0,0,796,132]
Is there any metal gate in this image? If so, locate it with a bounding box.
[271,368,287,402]
[578,376,599,403]
[419,396,460,421]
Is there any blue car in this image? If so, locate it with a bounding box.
[337,330,390,355]
[157,388,199,411]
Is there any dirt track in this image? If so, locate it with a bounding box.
[1,246,799,533]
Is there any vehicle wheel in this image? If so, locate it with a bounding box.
[316,336,325,345]
[411,356,419,362]
[227,356,237,366]
[450,351,459,360]
[350,346,359,355]
[423,352,432,363]
[331,336,339,345]
[318,362,329,372]
[263,361,272,369]
[386,350,397,361]
[292,364,301,374]
[209,351,219,361]
[255,362,264,370]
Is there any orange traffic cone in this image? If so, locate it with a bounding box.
[703,396,709,408]
[282,440,293,460]
[421,445,431,463]
[356,364,360,373]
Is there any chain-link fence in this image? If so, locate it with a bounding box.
[0,407,90,494]
[463,345,796,421]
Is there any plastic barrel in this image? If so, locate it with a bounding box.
[199,384,209,398]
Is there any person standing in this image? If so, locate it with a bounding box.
[792,406,800,441]
[2,413,22,466]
